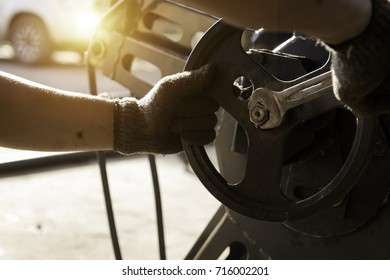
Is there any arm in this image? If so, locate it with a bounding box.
[0,71,114,152]
[0,65,218,154]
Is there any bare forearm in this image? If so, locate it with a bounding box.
[0,71,114,152]
[0,65,219,155]
[176,0,371,44]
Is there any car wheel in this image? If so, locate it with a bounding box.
[10,15,52,64]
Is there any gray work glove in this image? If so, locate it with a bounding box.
[114,64,219,155]
[327,0,390,115]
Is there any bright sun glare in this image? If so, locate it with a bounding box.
[73,10,103,38]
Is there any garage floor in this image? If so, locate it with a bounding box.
[0,148,220,260]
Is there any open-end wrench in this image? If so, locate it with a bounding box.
[248,71,333,129]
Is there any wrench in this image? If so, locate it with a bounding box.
[248,71,333,129]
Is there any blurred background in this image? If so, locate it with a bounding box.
[0,0,220,260]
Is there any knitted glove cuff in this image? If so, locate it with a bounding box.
[113,97,144,155]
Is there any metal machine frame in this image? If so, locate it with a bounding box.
[88,0,390,259]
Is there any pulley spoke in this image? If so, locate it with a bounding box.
[208,45,276,124]
[236,133,288,205]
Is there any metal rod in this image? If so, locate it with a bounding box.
[148,155,167,260]
[87,62,122,260]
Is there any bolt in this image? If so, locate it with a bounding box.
[90,40,106,58]
[249,102,270,127]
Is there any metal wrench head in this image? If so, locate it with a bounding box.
[248,87,284,129]
[248,71,333,129]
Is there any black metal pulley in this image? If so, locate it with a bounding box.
[182,20,390,225]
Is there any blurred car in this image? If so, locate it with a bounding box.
[0,0,107,64]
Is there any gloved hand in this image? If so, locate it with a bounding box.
[113,64,219,155]
[327,0,390,115]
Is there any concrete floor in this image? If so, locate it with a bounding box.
[0,149,220,260]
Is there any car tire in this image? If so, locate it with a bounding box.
[10,15,52,64]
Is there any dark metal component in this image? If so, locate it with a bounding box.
[148,155,166,260]
[187,111,390,259]
[189,202,390,259]
[182,20,387,222]
[96,151,123,260]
